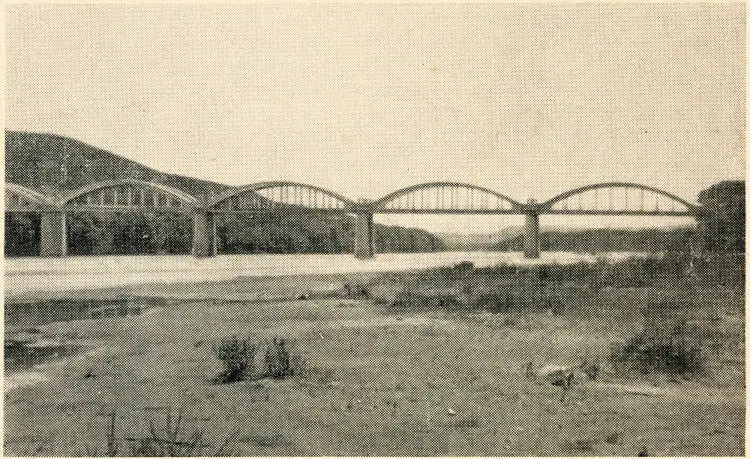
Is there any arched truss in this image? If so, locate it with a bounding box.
[372,182,523,214]
[6,183,55,212]
[208,181,356,213]
[541,182,697,216]
[62,179,199,212]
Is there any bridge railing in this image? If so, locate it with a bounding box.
[207,181,357,213]
[370,182,523,214]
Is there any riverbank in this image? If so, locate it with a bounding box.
[4,263,744,456]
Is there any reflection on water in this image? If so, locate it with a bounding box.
[4,297,158,327]
[4,297,166,379]
[5,297,165,331]
[4,339,81,374]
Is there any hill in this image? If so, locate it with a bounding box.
[437,225,573,251]
[436,228,522,251]
[6,131,227,199]
[491,227,696,253]
[5,131,444,256]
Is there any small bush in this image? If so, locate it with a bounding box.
[610,323,705,375]
[212,336,303,382]
[212,336,257,383]
[454,261,475,271]
[263,337,302,379]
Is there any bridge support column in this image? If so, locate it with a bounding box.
[523,200,540,259]
[40,211,67,257]
[354,212,375,259]
[192,211,216,257]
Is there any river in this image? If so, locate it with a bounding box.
[4,251,644,296]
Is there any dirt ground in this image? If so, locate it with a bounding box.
[4,275,745,456]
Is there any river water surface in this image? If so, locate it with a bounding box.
[5,251,644,296]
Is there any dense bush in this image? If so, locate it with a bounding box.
[493,227,696,253]
[212,336,302,383]
[263,337,302,379]
[610,322,705,375]
[476,253,695,289]
[5,211,445,256]
[696,180,744,254]
[4,213,39,256]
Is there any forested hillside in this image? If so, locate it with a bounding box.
[5,131,444,256]
[492,227,696,253]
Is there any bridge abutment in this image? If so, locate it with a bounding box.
[354,212,375,259]
[192,211,217,257]
[39,211,67,257]
[523,199,540,259]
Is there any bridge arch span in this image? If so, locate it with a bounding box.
[208,181,356,212]
[62,179,199,211]
[6,183,55,212]
[540,182,697,215]
[372,182,523,213]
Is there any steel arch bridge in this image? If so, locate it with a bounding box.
[5,180,699,258]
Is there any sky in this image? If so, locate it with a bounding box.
[5,3,745,233]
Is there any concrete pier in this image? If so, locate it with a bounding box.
[354,212,375,259]
[39,211,67,257]
[192,211,217,257]
[523,200,540,259]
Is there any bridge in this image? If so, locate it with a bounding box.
[5,180,700,259]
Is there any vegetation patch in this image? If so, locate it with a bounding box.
[213,335,303,383]
[88,409,235,456]
[212,336,257,384]
[610,321,706,376]
[263,337,302,379]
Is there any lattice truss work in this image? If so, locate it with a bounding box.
[64,182,195,211]
[375,184,519,212]
[211,184,352,212]
[546,185,691,214]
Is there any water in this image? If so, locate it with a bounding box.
[5,298,155,328]
[5,251,643,296]
[4,338,81,374]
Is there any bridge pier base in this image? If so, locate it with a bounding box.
[39,211,67,257]
[354,212,375,259]
[523,202,540,259]
[192,211,217,257]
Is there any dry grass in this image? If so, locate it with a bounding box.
[4,276,744,456]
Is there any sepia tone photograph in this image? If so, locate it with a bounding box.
[3,3,745,456]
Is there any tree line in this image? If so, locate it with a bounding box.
[493,181,744,256]
[5,212,445,256]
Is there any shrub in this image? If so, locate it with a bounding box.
[263,337,302,379]
[454,261,475,271]
[610,322,705,375]
[212,336,257,383]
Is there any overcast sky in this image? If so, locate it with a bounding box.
[6,4,744,232]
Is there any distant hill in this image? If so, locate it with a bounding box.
[491,227,696,253]
[436,227,523,250]
[438,223,699,253]
[438,225,570,251]
[5,131,445,256]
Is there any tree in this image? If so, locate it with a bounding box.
[696,180,745,253]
